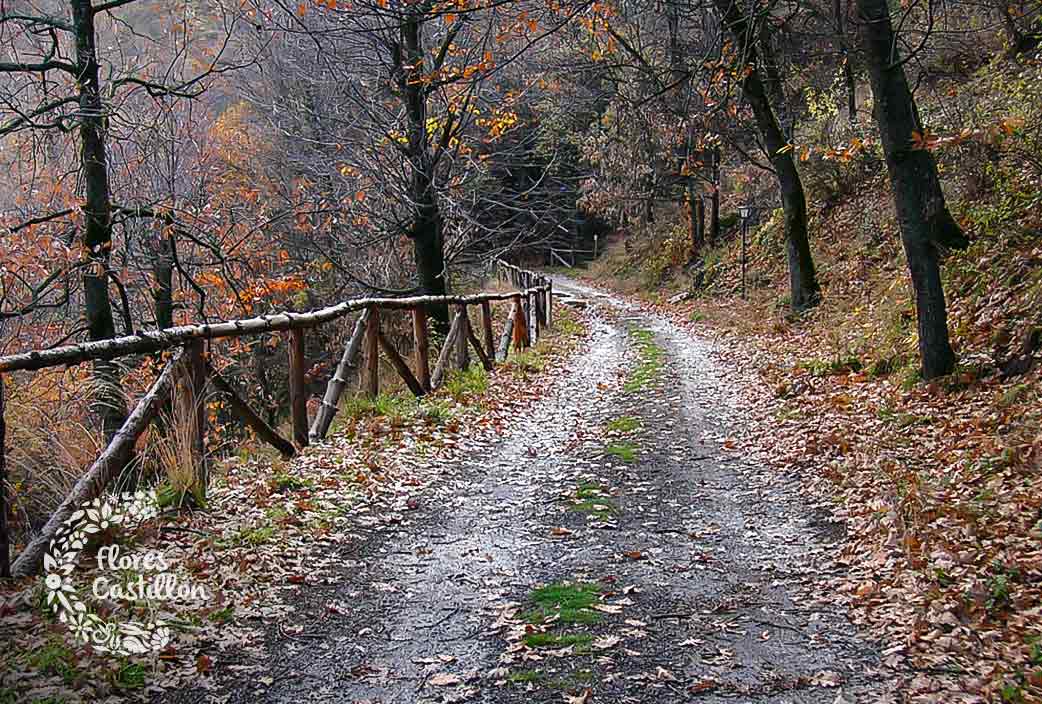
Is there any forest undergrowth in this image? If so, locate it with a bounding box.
[583,53,1042,704]
[0,305,590,703]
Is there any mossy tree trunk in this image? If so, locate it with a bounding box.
[856,0,970,379]
[714,0,820,311]
[72,0,127,439]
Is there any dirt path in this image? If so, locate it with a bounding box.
[172,279,892,704]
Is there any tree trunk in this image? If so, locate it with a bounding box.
[856,0,969,378]
[153,233,174,329]
[834,0,858,123]
[72,0,126,439]
[714,0,820,311]
[401,12,449,333]
[0,374,8,578]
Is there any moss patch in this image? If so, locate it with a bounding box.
[624,329,664,392]
[568,483,619,519]
[523,632,594,651]
[604,441,638,462]
[606,415,641,433]
[526,581,602,625]
[508,669,544,683]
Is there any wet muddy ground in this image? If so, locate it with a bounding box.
[166,279,892,704]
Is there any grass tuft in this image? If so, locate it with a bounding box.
[526,582,602,625]
[624,329,664,392]
[606,415,641,433]
[604,441,638,462]
[523,632,594,650]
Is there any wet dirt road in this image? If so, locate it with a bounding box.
[179,279,892,704]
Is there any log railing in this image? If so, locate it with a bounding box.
[0,260,552,578]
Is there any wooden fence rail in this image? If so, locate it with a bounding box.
[0,260,551,578]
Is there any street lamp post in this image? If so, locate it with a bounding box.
[738,205,752,299]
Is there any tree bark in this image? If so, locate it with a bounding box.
[714,0,820,311]
[856,0,969,378]
[207,364,295,458]
[72,0,126,440]
[310,310,369,441]
[834,0,858,123]
[0,374,8,578]
[152,233,174,329]
[287,329,308,448]
[401,12,449,333]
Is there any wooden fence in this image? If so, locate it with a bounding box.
[0,260,552,578]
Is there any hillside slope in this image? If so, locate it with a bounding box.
[584,53,1042,703]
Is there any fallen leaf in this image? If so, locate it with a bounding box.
[196,654,212,673]
[656,666,678,681]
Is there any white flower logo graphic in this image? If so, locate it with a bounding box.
[43,490,172,656]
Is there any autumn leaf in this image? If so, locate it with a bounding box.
[563,689,592,704]
[196,654,213,673]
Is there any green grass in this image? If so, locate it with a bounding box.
[341,393,416,422]
[27,639,78,686]
[604,441,638,462]
[270,471,313,493]
[606,415,641,433]
[237,523,276,546]
[553,313,585,338]
[624,329,664,392]
[506,349,547,374]
[797,354,863,377]
[508,669,544,683]
[523,632,594,650]
[444,364,489,399]
[526,582,602,625]
[569,483,619,519]
[417,398,455,424]
[113,662,147,690]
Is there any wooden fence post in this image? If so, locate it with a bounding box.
[512,295,529,350]
[310,309,369,442]
[364,306,380,397]
[546,281,553,328]
[412,307,431,392]
[287,328,309,448]
[528,292,539,344]
[497,303,515,361]
[0,373,8,578]
[456,304,470,370]
[206,364,295,458]
[431,309,464,389]
[378,330,426,396]
[184,339,209,497]
[480,301,494,360]
[9,351,184,577]
[467,322,494,371]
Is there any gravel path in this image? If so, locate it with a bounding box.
[170,279,892,704]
